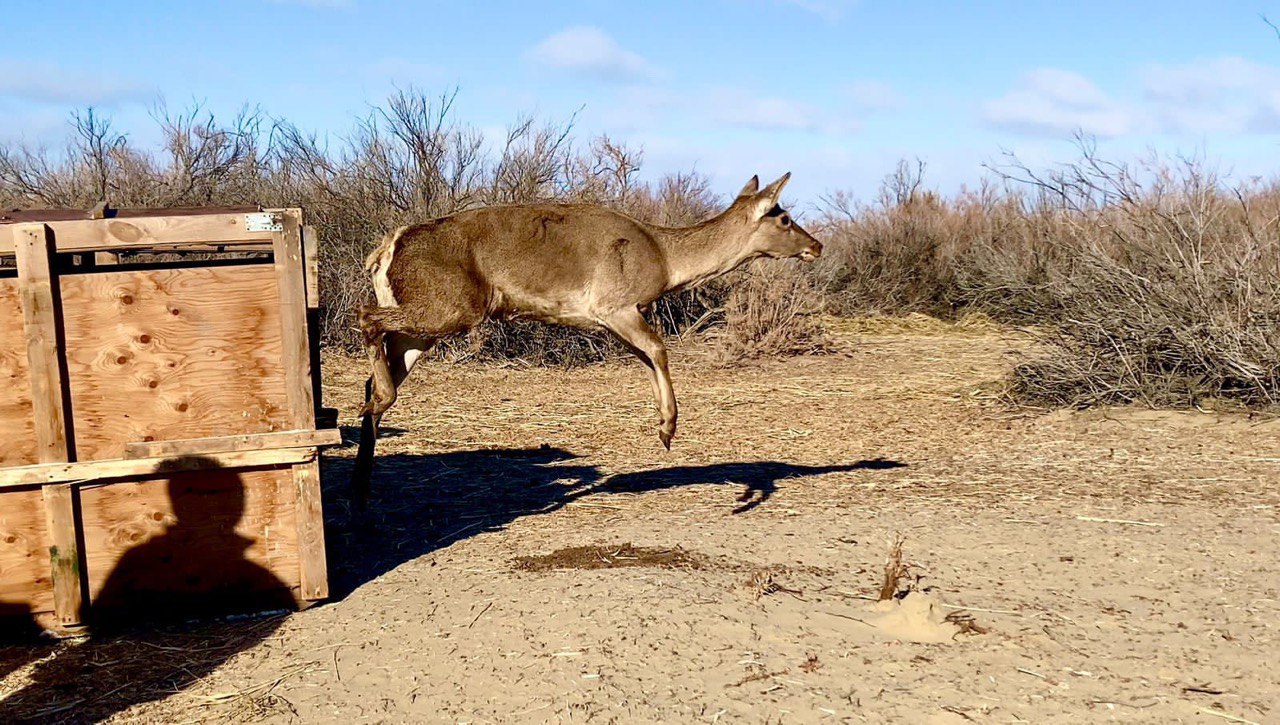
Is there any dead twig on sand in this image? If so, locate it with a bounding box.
[878,535,908,601]
[1076,516,1165,527]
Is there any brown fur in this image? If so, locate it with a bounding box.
[352,173,821,503]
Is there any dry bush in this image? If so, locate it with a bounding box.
[814,141,1280,409]
[999,148,1280,408]
[713,261,834,362]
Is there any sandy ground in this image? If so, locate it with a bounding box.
[3,320,1279,723]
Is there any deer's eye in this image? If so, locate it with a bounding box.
[779,214,792,228]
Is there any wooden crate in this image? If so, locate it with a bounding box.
[0,207,337,636]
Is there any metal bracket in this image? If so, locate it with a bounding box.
[245,212,284,233]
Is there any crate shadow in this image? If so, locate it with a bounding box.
[321,447,905,599]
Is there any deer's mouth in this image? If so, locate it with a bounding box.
[798,246,821,262]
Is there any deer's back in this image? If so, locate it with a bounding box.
[385,204,669,319]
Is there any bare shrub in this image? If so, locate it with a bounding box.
[814,141,1280,409]
[997,147,1280,408]
[713,261,833,362]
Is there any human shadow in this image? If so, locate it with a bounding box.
[323,447,906,598]
[1,457,295,724]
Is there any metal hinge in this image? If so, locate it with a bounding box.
[244,212,284,233]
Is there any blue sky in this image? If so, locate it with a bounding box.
[3,0,1280,204]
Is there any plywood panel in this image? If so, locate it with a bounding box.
[59,264,291,460]
[0,278,37,466]
[0,488,55,621]
[79,465,300,618]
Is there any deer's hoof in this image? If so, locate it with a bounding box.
[658,427,674,450]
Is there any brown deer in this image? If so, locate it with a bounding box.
[352,172,821,501]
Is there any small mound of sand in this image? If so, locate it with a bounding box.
[861,592,967,643]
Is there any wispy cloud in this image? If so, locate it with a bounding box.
[1141,56,1280,133]
[983,68,1136,138]
[778,0,858,21]
[0,60,151,106]
[844,79,904,112]
[527,26,657,83]
[266,0,352,8]
[709,88,823,131]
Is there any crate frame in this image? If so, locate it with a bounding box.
[0,206,336,635]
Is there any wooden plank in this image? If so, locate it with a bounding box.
[0,448,316,489]
[14,224,83,631]
[0,205,260,225]
[0,277,38,466]
[0,213,274,255]
[14,224,71,464]
[301,225,320,309]
[272,210,316,430]
[59,265,290,460]
[123,428,342,459]
[80,466,301,617]
[42,483,82,630]
[293,458,328,602]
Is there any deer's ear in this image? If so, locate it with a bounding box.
[760,172,791,204]
[737,175,760,198]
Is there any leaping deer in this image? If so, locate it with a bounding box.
[353,172,822,502]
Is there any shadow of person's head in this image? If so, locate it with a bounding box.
[155,456,247,531]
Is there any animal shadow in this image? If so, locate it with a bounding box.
[322,446,906,597]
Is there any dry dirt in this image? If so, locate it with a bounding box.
[4,320,1280,723]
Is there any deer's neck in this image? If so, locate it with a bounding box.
[655,209,758,293]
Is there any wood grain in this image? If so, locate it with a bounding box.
[293,458,328,602]
[14,224,71,464]
[59,264,291,460]
[272,211,315,430]
[0,488,54,623]
[0,448,316,489]
[43,483,82,629]
[123,428,341,459]
[0,277,37,466]
[0,213,274,254]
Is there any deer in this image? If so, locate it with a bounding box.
[352,172,822,503]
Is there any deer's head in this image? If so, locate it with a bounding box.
[734,172,823,262]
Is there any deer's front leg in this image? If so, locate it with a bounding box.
[601,308,678,449]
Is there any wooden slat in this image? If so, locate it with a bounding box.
[14,224,71,463]
[0,448,317,489]
[272,210,315,430]
[0,213,274,254]
[123,428,342,459]
[0,205,260,225]
[14,223,82,631]
[301,225,320,309]
[293,458,328,602]
[42,484,82,629]
[60,265,290,460]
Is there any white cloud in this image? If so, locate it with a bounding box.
[0,60,150,106]
[527,26,656,83]
[1141,56,1280,133]
[844,79,903,111]
[983,68,1136,138]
